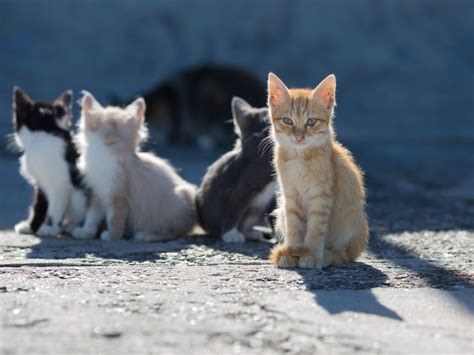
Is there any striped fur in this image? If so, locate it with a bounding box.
[267,73,369,269]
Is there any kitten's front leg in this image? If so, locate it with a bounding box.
[37,187,70,237]
[278,194,305,268]
[72,196,104,239]
[300,193,333,269]
[220,187,254,243]
[15,187,48,234]
[100,195,128,241]
[239,210,265,241]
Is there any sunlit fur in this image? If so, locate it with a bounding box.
[73,91,197,241]
[267,73,368,269]
[12,88,86,236]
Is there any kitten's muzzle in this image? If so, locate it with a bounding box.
[293,133,305,144]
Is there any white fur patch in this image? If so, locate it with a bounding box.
[14,220,32,235]
[17,128,70,189]
[250,181,276,211]
[79,134,119,204]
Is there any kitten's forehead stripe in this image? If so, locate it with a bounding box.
[286,89,314,122]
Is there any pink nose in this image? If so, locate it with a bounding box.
[294,135,305,143]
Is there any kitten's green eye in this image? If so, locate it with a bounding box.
[282,117,293,126]
[306,118,319,127]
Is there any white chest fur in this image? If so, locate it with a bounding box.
[16,128,71,192]
[79,134,120,203]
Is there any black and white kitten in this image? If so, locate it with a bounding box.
[12,87,87,237]
[196,97,276,243]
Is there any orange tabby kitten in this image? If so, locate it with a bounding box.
[267,73,368,269]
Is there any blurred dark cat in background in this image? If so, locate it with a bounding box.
[196,97,275,243]
[111,65,266,149]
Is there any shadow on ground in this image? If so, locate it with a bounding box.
[17,194,473,319]
[295,263,403,320]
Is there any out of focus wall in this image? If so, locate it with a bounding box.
[1,0,472,141]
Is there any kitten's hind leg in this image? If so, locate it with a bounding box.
[323,228,368,267]
[323,249,349,267]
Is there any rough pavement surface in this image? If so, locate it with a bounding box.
[0,155,473,354]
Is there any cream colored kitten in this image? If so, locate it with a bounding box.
[267,73,368,269]
[72,91,197,241]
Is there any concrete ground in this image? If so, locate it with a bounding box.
[0,145,473,354]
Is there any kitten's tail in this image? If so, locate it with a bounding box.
[269,245,310,265]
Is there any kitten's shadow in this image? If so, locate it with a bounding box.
[197,236,404,320]
[24,234,191,263]
[24,233,271,263]
[294,263,403,320]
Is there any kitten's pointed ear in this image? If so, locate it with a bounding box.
[128,97,146,119]
[127,97,146,129]
[232,96,253,138]
[232,96,252,120]
[12,86,32,127]
[312,74,336,110]
[81,90,102,112]
[81,91,102,130]
[267,73,290,108]
[13,86,33,111]
[55,90,73,112]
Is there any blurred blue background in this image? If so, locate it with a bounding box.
[0,0,473,228]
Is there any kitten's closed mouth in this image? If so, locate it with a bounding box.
[293,135,305,144]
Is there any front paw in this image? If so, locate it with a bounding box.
[14,220,32,235]
[72,227,96,240]
[279,255,299,268]
[100,231,111,241]
[222,229,245,243]
[299,255,323,269]
[100,230,122,241]
[134,232,155,242]
[37,224,62,238]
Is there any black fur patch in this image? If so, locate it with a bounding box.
[30,187,48,233]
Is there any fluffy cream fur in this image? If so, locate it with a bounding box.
[72,91,197,241]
